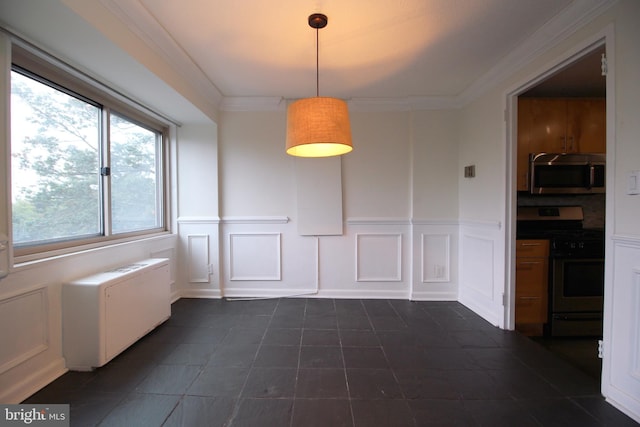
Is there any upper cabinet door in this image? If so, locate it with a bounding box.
[517,97,606,192]
[567,98,606,153]
[517,98,534,191]
[529,98,568,153]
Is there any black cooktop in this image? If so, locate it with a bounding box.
[517,227,604,241]
[516,206,603,242]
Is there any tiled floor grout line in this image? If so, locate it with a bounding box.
[381,301,413,407]
[288,298,305,427]
[334,299,357,427]
[23,298,637,426]
[222,298,276,427]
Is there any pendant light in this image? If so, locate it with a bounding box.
[286,13,353,157]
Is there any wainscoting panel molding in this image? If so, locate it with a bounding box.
[187,234,210,283]
[410,221,458,301]
[422,234,451,283]
[633,268,640,380]
[177,218,220,298]
[603,236,640,421]
[0,287,48,374]
[458,221,504,328]
[229,233,282,281]
[355,233,402,282]
[461,234,494,299]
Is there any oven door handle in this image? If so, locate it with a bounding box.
[553,314,603,321]
[588,164,595,189]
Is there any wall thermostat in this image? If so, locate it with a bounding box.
[464,165,476,178]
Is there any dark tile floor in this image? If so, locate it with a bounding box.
[532,336,602,380]
[25,298,638,426]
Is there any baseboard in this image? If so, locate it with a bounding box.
[0,358,67,404]
[458,295,502,327]
[604,389,640,423]
[312,289,409,300]
[221,288,318,299]
[175,288,456,301]
[410,290,458,301]
[179,288,223,299]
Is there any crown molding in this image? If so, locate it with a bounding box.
[219,0,616,113]
[98,0,223,116]
[219,97,286,112]
[219,96,461,112]
[457,0,618,106]
[98,0,616,116]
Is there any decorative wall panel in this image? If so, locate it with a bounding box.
[188,234,209,283]
[0,288,48,374]
[605,237,640,420]
[633,269,640,379]
[422,234,450,282]
[356,234,402,282]
[461,234,494,298]
[458,221,504,328]
[230,233,281,281]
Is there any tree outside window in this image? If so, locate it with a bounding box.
[10,69,163,250]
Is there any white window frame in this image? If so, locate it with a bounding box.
[8,39,172,263]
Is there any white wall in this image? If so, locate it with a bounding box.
[3,0,639,420]
[343,112,411,218]
[602,1,640,421]
[217,108,460,300]
[411,109,460,219]
[456,89,507,326]
[410,109,460,300]
[455,0,640,420]
[611,1,640,235]
[219,111,295,216]
[175,122,221,299]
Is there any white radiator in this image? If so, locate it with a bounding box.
[62,258,170,371]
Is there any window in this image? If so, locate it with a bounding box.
[10,59,167,257]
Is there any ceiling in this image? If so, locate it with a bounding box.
[0,0,611,120]
[88,0,592,102]
[522,45,606,98]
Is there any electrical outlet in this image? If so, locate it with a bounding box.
[433,265,446,279]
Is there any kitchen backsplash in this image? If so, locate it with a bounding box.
[517,194,605,229]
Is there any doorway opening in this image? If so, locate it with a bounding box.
[510,42,607,382]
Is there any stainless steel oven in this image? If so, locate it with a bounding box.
[517,206,605,337]
[550,237,604,336]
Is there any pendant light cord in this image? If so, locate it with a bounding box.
[316,26,319,97]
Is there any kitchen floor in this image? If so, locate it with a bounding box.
[25,298,637,426]
[532,336,602,380]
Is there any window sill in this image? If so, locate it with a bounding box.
[12,232,175,270]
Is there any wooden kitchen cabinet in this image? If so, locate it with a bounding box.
[517,98,534,191]
[517,98,605,191]
[566,99,606,152]
[515,239,549,335]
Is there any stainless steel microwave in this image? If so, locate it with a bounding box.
[529,153,606,194]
